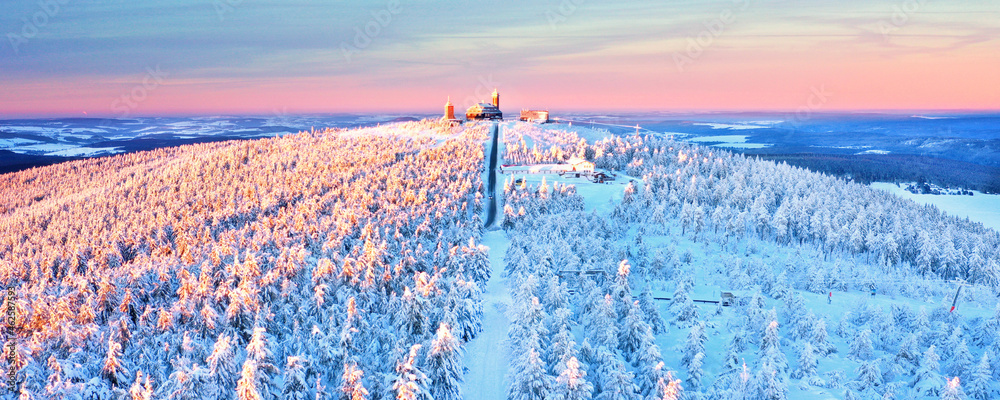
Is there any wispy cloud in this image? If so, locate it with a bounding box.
[1,0,998,116]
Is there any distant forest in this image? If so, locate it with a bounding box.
[751,153,1000,194]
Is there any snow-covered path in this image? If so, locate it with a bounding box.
[462,228,511,400]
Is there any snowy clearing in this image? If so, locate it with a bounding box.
[685,135,771,149]
[45,147,123,157]
[871,182,1000,231]
[692,123,769,130]
[0,138,41,148]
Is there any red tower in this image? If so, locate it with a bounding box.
[443,97,455,120]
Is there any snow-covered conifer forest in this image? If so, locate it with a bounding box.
[1,120,998,400]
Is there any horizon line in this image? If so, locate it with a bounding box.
[3,108,1000,120]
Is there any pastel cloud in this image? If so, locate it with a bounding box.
[0,0,997,116]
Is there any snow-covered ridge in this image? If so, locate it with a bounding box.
[493,121,999,400]
[0,120,491,399]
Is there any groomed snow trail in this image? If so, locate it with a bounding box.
[462,228,512,400]
[463,122,511,400]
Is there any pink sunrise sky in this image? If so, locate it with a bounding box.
[1,1,998,117]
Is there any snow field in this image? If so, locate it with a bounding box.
[870,183,1000,232]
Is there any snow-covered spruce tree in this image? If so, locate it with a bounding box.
[247,326,278,399]
[669,284,699,328]
[755,359,788,400]
[848,329,874,362]
[461,238,492,289]
[545,277,570,313]
[392,344,430,400]
[972,304,1000,348]
[966,352,993,400]
[579,277,603,319]
[160,362,210,400]
[396,287,431,339]
[648,249,675,282]
[727,363,753,400]
[102,336,127,389]
[854,359,883,395]
[991,343,1000,381]
[611,260,633,318]
[650,372,683,400]
[635,359,666,399]
[779,293,806,334]
[939,326,963,363]
[871,313,899,354]
[427,323,464,400]
[791,343,818,381]
[949,340,973,381]
[914,307,932,346]
[619,302,652,362]
[685,352,704,392]
[638,286,667,335]
[743,291,767,342]
[508,348,553,400]
[681,322,707,371]
[283,356,310,400]
[759,319,788,373]
[548,306,573,336]
[792,311,816,343]
[552,357,594,400]
[710,337,744,395]
[578,339,597,370]
[587,294,619,351]
[940,377,966,400]
[206,333,239,397]
[510,296,550,353]
[894,334,921,375]
[340,363,369,400]
[589,347,616,394]
[913,345,944,397]
[450,276,484,343]
[596,359,638,400]
[811,319,836,357]
[237,359,263,400]
[549,324,579,374]
[130,371,154,400]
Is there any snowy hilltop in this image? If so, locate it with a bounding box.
[0,119,997,400]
